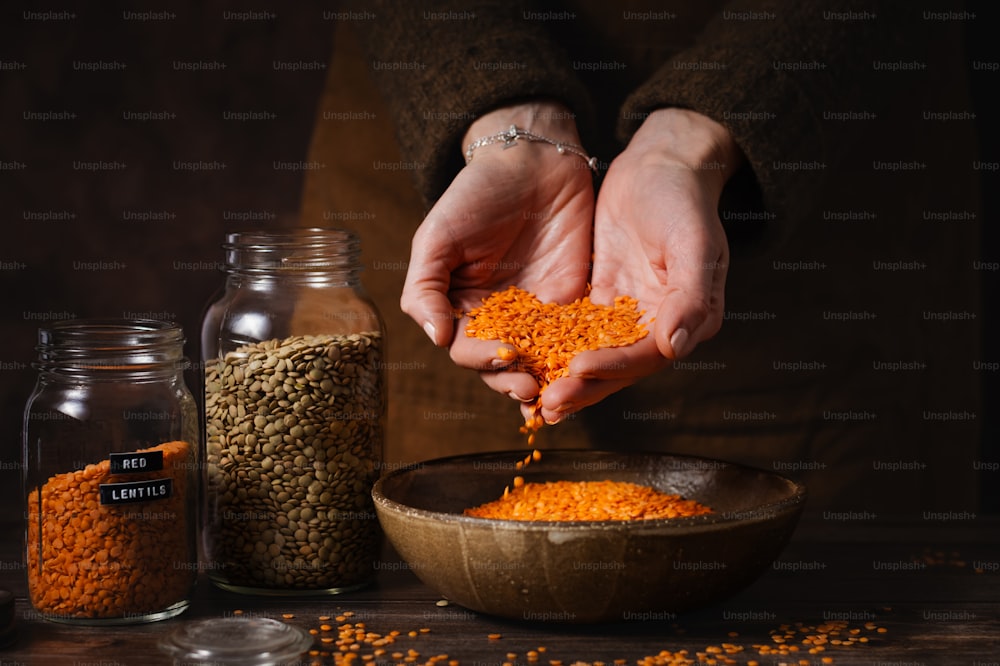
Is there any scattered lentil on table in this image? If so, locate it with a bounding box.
[273,608,890,666]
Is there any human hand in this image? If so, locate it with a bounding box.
[535,107,743,424]
[400,101,595,404]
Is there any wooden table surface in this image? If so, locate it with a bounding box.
[1,518,997,665]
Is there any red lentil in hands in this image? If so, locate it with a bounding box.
[465,286,649,397]
[465,286,653,493]
[466,284,650,452]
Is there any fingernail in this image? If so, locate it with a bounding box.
[423,321,437,345]
[544,409,569,425]
[508,391,532,402]
[491,358,512,369]
[669,328,689,358]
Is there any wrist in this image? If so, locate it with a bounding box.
[463,101,582,153]
[629,107,744,189]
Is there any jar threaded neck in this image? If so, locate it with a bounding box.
[223,228,362,282]
[36,319,185,378]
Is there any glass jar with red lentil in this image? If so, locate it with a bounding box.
[21,319,198,624]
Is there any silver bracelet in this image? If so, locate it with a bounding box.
[464,124,598,171]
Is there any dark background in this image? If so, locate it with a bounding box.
[0,2,335,517]
[966,2,998,513]
[1,1,997,528]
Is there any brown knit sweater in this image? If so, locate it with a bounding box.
[348,0,935,231]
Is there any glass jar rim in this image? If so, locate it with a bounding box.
[224,227,358,245]
[223,227,361,274]
[35,318,186,374]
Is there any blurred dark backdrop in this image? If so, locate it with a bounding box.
[963,0,998,514]
[1,1,997,529]
[1,2,333,516]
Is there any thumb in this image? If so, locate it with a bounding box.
[400,258,457,347]
[653,262,726,360]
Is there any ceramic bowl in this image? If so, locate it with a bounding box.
[372,449,806,623]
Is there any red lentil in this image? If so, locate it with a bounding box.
[466,285,649,443]
[26,440,194,619]
[465,480,712,521]
[467,286,652,495]
[466,285,648,392]
[292,611,886,666]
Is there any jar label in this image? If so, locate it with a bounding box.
[109,450,164,474]
[99,478,173,505]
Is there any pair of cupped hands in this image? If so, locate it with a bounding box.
[401,102,743,425]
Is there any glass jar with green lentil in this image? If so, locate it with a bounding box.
[200,228,386,594]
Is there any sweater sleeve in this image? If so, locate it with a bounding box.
[346,1,594,206]
[617,0,933,227]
